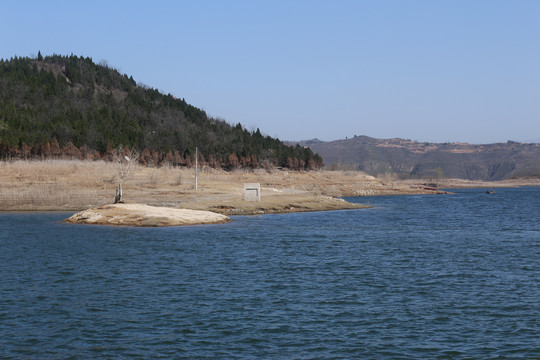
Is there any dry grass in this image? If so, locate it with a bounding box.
[0,159,479,213]
[1,160,114,210]
[0,160,200,210]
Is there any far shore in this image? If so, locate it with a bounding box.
[426,178,540,189]
[1,160,539,215]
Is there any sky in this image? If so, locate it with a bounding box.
[1,0,539,144]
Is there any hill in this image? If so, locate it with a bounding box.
[300,136,540,181]
[0,53,322,170]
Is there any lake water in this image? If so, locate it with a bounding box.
[1,187,539,359]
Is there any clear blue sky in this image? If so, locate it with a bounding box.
[2,0,539,144]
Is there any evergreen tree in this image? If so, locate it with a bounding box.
[0,53,323,170]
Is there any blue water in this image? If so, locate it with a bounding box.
[1,187,539,359]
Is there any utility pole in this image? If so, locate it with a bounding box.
[195,147,198,191]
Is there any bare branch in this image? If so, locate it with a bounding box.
[112,145,139,203]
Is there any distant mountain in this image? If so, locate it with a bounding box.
[299,136,540,180]
[0,54,322,170]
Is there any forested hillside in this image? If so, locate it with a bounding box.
[0,54,322,170]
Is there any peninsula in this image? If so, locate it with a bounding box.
[2,159,538,219]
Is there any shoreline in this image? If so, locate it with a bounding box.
[1,160,538,215]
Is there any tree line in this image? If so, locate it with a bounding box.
[0,54,323,170]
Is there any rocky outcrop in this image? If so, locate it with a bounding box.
[63,203,230,227]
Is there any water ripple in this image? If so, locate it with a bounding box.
[1,188,539,358]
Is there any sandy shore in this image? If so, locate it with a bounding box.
[1,160,538,216]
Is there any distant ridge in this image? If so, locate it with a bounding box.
[299,136,540,181]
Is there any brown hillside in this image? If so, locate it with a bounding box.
[299,136,540,181]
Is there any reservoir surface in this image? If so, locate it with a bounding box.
[1,187,539,358]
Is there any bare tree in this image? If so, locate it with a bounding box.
[113,145,139,203]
